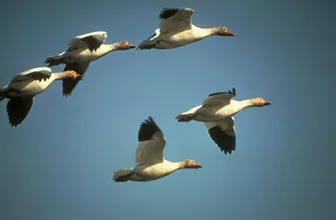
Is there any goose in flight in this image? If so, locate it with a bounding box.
[137,8,235,50]
[0,67,81,126]
[175,88,271,154]
[44,31,136,96]
[113,117,202,182]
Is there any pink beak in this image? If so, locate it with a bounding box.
[227,30,235,36]
[194,162,203,168]
[264,100,271,105]
[128,43,136,48]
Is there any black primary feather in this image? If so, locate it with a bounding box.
[208,88,236,97]
[62,63,88,96]
[208,126,236,154]
[81,35,105,52]
[159,8,180,19]
[138,117,162,142]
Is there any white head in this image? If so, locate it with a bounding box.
[213,26,235,36]
[251,97,271,107]
[181,159,203,169]
[116,41,136,50]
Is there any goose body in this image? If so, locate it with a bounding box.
[0,67,81,126]
[44,31,136,96]
[137,8,235,50]
[113,117,202,182]
[175,88,271,154]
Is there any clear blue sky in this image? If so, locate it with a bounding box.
[0,0,335,219]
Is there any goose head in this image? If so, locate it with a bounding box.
[251,97,271,107]
[117,41,136,50]
[182,159,203,169]
[65,70,82,80]
[214,27,235,36]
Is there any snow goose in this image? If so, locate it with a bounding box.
[175,88,271,154]
[113,117,202,182]
[44,31,136,96]
[137,8,235,50]
[0,67,81,126]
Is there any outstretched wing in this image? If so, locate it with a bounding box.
[62,62,89,96]
[136,117,166,166]
[203,88,236,106]
[204,117,236,154]
[67,31,107,52]
[159,8,195,33]
[7,96,34,127]
[11,67,52,83]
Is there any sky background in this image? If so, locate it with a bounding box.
[0,0,335,219]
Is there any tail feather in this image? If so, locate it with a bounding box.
[137,40,158,50]
[0,89,5,102]
[112,169,133,182]
[175,113,195,122]
[44,54,65,67]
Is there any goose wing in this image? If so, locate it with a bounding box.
[67,31,107,52]
[204,117,236,154]
[203,88,236,106]
[62,62,89,96]
[159,8,194,33]
[7,97,34,127]
[11,67,52,83]
[136,117,166,166]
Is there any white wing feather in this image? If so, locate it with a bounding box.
[159,8,195,33]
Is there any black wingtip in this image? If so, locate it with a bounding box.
[159,8,180,19]
[143,116,158,128]
[208,126,236,155]
[138,116,162,142]
[223,149,234,154]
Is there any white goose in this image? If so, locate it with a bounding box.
[113,116,202,182]
[44,31,136,96]
[0,67,81,126]
[137,8,235,50]
[175,88,271,154]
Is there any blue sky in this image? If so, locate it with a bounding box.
[0,0,335,219]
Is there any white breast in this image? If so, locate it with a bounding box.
[134,161,180,181]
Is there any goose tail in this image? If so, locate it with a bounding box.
[112,169,133,182]
[44,52,65,67]
[175,113,196,122]
[136,40,158,50]
[0,88,6,102]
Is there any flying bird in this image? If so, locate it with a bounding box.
[175,88,271,154]
[44,31,136,96]
[113,116,202,182]
[137,8,235,50]
[0,67,81,126]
